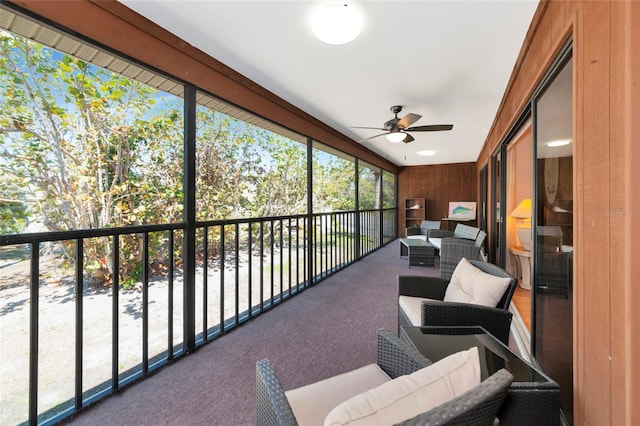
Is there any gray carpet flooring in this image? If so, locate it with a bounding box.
[65,241,440,426]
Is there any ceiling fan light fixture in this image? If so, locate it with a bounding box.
[311,3,362,46]
[386,131,406,143]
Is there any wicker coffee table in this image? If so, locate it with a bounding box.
[399,238,436,267]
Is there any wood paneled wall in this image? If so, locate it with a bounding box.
[476,1,640,424]
[398,163,477,234]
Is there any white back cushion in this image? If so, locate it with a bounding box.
[443,258,511,307]
[453,224,480,240]
[324,347,480,426]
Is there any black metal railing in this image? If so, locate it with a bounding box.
[0,208,396,425]
[193,214,313,345]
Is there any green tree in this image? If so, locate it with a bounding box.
[0,32,183,283]
[382,171,396,208]
[0,30,380,285]
[196,107,308,251]
[358,165,381,210]
[312,152,355,212]
[196,108,262,221]
[0,174,28,234]
[250,133,307,217]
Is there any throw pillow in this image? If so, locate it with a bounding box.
[443,257,511,307]
[324,347,480,426]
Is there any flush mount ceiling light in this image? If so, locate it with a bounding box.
[386,131,406,143]
[312,3,362,45]
[417,150,436,157]
[547,139,572,147]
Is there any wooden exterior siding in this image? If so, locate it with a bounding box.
[476,1,640,424]
[398,163,477,234]
[7,0,398,174]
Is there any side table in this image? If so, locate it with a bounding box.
[400,326,560,425]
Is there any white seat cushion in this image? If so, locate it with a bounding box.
[406,235,427,241]
[398,295,437,326]
[443,257,511,307]
[428,237,441,250]
[286,364,391,426]
[324,347,481,426]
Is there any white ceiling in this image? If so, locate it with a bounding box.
[119,0,539,167]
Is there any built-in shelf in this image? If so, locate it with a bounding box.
[405,198,425,232]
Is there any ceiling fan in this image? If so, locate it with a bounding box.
[354,105,453,143]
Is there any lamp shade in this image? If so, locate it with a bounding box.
[386,131,406,143]
[510,198,532,219]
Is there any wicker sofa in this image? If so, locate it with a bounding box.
[256,328,513,426]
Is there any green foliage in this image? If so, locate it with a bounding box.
[0,30,394,287]
[196,107,308,222]
[250,133,307,217]
[0,181,28,234]
[382,171,396,208]
[0,204,27,234]
[119,261,143,291]
[195,107,254,221]
[312,149,355,212]
[195,104,309,246]
[0,31,183,282]
[358,165,381,210]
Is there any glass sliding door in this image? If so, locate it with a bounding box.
[479,165,488,234]
[490,150,503,265]
[504,119,533,355]
[533,56,573,424]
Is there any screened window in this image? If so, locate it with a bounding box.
[382,170,396,209]
[358,161,381,210]
[195,92,307,221]
[0,29,184,233]
[312,142,356,212]
[0,6,398,425]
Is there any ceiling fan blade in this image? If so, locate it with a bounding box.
[358,132,388,142]
[397,113,421,129]
[405,124,454,132]
[402,133,415,143]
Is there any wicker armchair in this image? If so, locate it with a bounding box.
[398,260,517,345]
[405,226,425,238]
[428,225,487,280]
[257,328,513,426]
[439,231,486,279]
[405,220,441,239]
[421,220,442,234]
